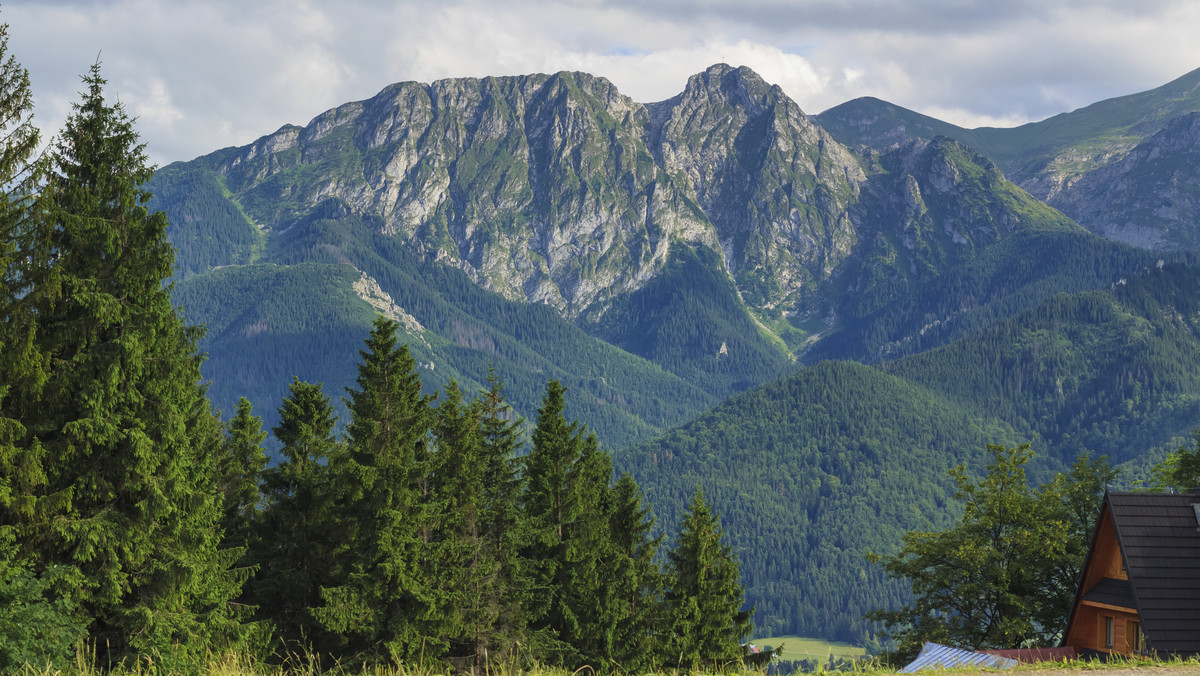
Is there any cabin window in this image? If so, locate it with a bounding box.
[1103,616,1114,649]
[1129,620,1146,653]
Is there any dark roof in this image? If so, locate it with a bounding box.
[1107,491,1200,656]
[1081,576,1135,609]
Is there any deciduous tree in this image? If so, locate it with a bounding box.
[867,444,1115,656]
[1149,430,1200,493]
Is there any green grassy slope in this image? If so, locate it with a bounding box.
[816,66,1200,183]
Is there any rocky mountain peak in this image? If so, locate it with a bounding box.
[681,63,784,117]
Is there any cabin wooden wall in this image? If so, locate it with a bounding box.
[1064,505,1142,655]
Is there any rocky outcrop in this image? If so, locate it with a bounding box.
[164,64,1069,341]
[1044,112,1200,251]
[650,65,866,311]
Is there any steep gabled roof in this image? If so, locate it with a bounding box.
[1107,491,1200,655]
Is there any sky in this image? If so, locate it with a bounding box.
[7,0,1200,167]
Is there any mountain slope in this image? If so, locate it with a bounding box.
[173,210,723,448]
[618,261,1200,643]
[146,62,1200,643]
[815,66,1200,251]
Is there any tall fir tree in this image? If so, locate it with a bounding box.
[603,473,665,672]
[522,380,615,668]
[12,62,242,660]
[665,489,753,670]
[314,316,435,664]
[217,397,268,557]
[255,378,342,652]
[474,368,529,667]
[427,380,489,663]
[0,19,53,569]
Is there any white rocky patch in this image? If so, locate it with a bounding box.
[352,270,425,336]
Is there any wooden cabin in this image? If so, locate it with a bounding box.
[1061,490,1200,657]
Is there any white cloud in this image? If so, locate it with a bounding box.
[3,0,1199,164]
[130,78,184,129]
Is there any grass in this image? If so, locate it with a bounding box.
[9,650,1200,676]
[747,635,869,662]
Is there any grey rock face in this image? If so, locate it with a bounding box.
[175,64,1053,338]
[650,65,866,310]
[208,72,722,319]
[1044,112,1200,251]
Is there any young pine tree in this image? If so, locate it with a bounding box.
[15,62,243,660]
[314,316,435,664]
[665,489,753,671]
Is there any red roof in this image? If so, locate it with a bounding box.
[980,647,1077,664]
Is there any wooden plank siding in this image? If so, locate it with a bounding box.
[1061,491,1200,658]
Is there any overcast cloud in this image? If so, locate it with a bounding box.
[7,0,1200,166]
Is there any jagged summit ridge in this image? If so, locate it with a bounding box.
[166,62,1077,348]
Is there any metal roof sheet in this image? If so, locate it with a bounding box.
[898,642,1018,673]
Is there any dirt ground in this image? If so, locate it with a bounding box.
[1006,668,1200,675]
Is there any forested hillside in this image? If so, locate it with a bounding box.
[615,360,1025,641]
[169,213,726,448]
[617,262,1200,643]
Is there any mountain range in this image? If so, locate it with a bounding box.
[149,63,1200,642]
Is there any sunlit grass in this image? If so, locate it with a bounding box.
[747,635,868,662]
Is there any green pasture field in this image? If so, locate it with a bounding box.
[747,635,868,661]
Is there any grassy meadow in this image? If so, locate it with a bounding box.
[747,635,869,662]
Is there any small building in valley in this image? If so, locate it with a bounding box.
[1061,490,1200,657]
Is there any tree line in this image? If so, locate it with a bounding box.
[0,31,754,673]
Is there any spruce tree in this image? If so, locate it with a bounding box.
[217,397,268,557]
[428,380,488,662]
[603,473,665,672]
[255,378,342,651]
[665,489,753,670]
[314,316,434,664]
[522,380,614,668]
[15,62,242,659]
[0,19,52,570]
[474,368,529,666]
